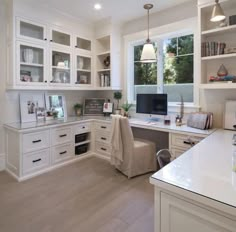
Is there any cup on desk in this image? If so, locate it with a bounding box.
[164,115,171,125]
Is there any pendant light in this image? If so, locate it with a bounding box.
[210,0,226,22]
[140,4,156,63]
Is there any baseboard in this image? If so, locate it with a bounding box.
[0,153,5,171]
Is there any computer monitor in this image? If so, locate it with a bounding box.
[136,94,168,116]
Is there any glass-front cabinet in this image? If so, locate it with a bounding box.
[75,54,92,86]
[17,41,46,85]
[75,37,91,52]
[50,29,71,48]
[50,49,72,85]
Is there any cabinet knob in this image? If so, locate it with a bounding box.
[44,38,47,41]
[44,80,47,83]
[75,45,78,48]
[50,81,53,83]
[50,40,53,42]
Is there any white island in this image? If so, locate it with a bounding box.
[150,129,236,232]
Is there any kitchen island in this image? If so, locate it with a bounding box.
[150,129,236,232]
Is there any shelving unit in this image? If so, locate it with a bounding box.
[199,0,236,89]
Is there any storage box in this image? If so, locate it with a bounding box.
[229,15,236,25]
[75,133,87,143]
[75,144,88,155]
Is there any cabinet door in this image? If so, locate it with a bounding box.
[75,36,91,52]
[16,41,47,85]
[49,48,72,85]
[50,27,71,48]
[16,18,47,43]
[160,192,236,232]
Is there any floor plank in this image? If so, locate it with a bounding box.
[0,157,154,232]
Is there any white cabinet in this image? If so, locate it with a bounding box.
[51,143,73,165]
[169,132,205,158]
[50,27,72,48]
[51,126,72,146]
[160,192,236,232]
[199,0,236,89]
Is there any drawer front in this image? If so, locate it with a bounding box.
[171,147,188,159]
[95,142,111,157]
[22,149,50,175]
[23,130,50,153]
[74,123,90,135]
[95,122,111,132]
[51,127,72,146]
[171,133,203,149]
[95,131,111,144]
[52,143,73,164]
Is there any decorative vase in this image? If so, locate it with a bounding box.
[103,56,110,68]
[23,48,34,63]
[75,109,82,117]
[78,57,84,69]
[217,64,228,77]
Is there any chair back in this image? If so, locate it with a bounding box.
[156,149,172,169]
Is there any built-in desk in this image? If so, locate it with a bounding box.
[4,117,215,181]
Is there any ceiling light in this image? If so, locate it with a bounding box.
[140,4,156,63]
[210,0,226,22]
[94,3,102,10]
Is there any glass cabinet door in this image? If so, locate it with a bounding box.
[51,29,71,47]
[51,50,71,84]
[17,18,47,42]
[75,37,91,51]
[75,55,91,85]
[18,42,46,84]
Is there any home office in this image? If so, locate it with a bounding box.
[1,0,236,231]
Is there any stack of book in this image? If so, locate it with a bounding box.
[100,74,110,87]
[201,42,226,57]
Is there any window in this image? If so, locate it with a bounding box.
[129,33,194,105]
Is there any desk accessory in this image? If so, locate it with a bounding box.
[187,112,213,130]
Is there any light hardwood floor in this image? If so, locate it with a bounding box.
[0,157,155,232]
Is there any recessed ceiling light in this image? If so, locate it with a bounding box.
[94,3,102,10]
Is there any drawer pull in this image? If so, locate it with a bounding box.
[59,134,67,138]
[59,151,67,155]
[82,126,85,129]
[183,140,195,145]
[101,126,107,129]
[101,137,107,140]
[32,158,41,163]
[101,147,107,151]
[32,139,42,143]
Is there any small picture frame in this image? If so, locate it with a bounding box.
[36,107,46,121]
[103,102,113,113]
[84,98,106,116]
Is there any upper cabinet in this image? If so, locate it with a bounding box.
[50,28,72,48]
[199,0,236,89]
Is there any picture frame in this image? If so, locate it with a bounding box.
[45,94,67,119]
[36,107,46,121]
[19,92,45,123]
[83,98,106,115]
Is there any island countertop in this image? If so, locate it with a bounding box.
[150,129,236,209]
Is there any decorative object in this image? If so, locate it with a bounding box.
[83,98,106,115]
[217,64,228,77]
[53,53,62,66]
[20,92,45,123]
[164,115,171,125]
[219,19,227,27]
[113,91,122,114]
[36,107,46,121]
[140,4,156,63]
[103,56,110,68]
[45,94,67,119]
[209,75,236,82]
[78,57,84,69]
[229,15,236,25]
[103,101,113,115]
[31,75,40,82]
[79,75,88,84]
[225,47,236,54]
[74,103,83,116]
[23,48,34,63]
[210,0,225,22]
[52,110,59,119]
[20,70,31,82]
[121,102,132,117]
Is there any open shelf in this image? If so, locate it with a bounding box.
[97,51,110,56]
[77,69,91,72]
[201,53,236,61]
[52,66,70,70]
[200,82,236,89]
[75,140,90,146]
[97,69,111,72]
[202,24,236,36]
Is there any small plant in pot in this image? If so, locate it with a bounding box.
[113,91,122,114]
[74,103,83,117]
[121,102,132,117]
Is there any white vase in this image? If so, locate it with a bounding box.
[23,48,34,63]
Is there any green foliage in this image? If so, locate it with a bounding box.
[121,102,132,112]
[73,103,83,110]
[113,91,122,109]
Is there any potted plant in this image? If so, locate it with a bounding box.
[121,102,132,117]
[74,103,83,117]
[113,91,122,114]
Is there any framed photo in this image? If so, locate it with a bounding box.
[84,98,106,115]
[20,92,45,123]
[36,107,46,121]
[103,102,113,113]
[45,94,67,119]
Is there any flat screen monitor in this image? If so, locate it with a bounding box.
[136,94,168,116]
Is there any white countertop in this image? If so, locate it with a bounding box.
[150,129,236,208]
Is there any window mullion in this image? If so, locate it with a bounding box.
[157,39,163,93]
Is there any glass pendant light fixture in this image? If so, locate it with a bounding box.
[210,0,226,22]
[140,4,156,63]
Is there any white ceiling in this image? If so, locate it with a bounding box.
[22,0,194,24]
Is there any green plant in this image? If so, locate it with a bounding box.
[113,91,122,109]
[52,110,59,119]
[121,102,132,112]
[73,103,83,110]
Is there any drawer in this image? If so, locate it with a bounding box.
[52,143,73,164]
[171,147,188,159]
[171,133,203,149]
[51,126,72,146]
[95,142,111,157]
[95,131,110,144]
[74,123,90,135]
[95,122,111,132]
[23,130,50,153]
[22,149,50,175]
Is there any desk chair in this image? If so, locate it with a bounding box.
[156,149,172,169]
[110,115,157,178]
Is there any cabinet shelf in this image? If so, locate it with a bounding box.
[77,69,91,72]
[202,25,236,36]
[201,53,236,61]
[75,140,90,146]
[52,66,70,70]
[97,69,111,72]
[200,82,236,89]
[97,51,110,56]
[20,62,44,67]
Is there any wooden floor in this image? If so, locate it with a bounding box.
[0,157,155,232]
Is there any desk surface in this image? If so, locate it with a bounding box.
[150,129,236,209]
[4,116,215,136]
